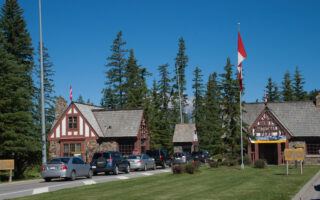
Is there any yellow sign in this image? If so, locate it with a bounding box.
[284,149,305,161]
[0,159,14,170]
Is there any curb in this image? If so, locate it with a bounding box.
[292,169,320,200]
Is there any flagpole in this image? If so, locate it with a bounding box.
[38,0,47,165]
[238,22,244,170]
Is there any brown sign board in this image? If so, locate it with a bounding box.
[284,149,305,161]
[0,159,14,170]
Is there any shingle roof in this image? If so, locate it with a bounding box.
[173,123,197,143]
[93,110,143,137]
[243,101,320,137]
[74,103,104,137]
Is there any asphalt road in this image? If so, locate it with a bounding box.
[0,168,171,200]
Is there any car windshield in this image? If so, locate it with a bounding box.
[93,152,110,160]
[128,155,140,159]
[48,158,70,164]
[174,153,183,157]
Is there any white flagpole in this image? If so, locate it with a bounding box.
[38,0,47,165]
[238,22,244,170]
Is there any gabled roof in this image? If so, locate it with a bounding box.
[173,123,197,143]
[93,109,144,137]
[243,101,320,137]
[74,103,104,137]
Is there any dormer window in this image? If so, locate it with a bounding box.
[68,116,77,129]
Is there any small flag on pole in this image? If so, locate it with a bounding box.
[69,86,73,102]
[237,32,247,92]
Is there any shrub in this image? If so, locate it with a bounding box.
[243,155,252,165]
[192,160,201,169]
[254,159,266,168]
[185,163,196,174]
[172,164,185,174]
[222,158,238,166]
[208,160,219,168]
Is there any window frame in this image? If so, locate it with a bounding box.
[67,115,78,130]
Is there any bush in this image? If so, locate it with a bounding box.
[192,160,201,169]
[185,163,196,174]
[222,158,238,166]
[172,164,185,174]
[243,155,252,165]
[254,159,266,168]
[208,160,219,168]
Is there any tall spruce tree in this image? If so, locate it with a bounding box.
[102,31,127,109]
[220,57,240,158]
[0,0,40,177]
[282,71,294,101]
[265,77,280,102]
[34,44,56,136]
[76,95,84,103]
[202,72,223,154]
[173,37,188,123]
[124,49,148,109]
[192,66,204,124]
[293,67,307,101]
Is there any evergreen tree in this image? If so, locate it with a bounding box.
[0,0,39,178]
[308,89,320,101]
[173,37,188,123]
[124,49,148,109]
[201,72,223,154]
[86,99,93,105]
[76,95,84,103]
[293,67,307,101]
[282,71,294,101]
[102,31,127,109]
[192,66,204,124]
[33,44,56,136]
[265,77,280,102]
[158,64,171,110]
[219,57,240,158]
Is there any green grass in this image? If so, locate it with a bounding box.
[17,165,319,200]
[0,165,41,183]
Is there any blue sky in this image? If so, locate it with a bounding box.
[4,0,320,104]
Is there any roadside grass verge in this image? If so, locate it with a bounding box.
[16,165,319,200]
[0,165,40,183]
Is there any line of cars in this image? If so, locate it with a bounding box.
[41,149,209,182]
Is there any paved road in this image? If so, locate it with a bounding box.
[293,170,320,200]
[0,168,171,200]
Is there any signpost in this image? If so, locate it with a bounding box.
[0,160,14,182]
[284,148,304,175]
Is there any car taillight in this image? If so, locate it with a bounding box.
[41,165,46,171]
[60,164,68,171]
[160,155,163,161]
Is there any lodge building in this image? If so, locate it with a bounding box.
[48,102,150,162]
[243,94,320,165]
[173,123,198,153]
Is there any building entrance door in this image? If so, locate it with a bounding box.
[259,144,278,164]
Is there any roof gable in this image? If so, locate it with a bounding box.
[173,124,197,143]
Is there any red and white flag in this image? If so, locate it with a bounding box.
[69,86,73,102]
[237,32,247,92]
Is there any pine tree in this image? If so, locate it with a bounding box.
[202,72,223,154]
[102,31,127,109]
[34,44,56,136]
[124,49,148,109]
[308,89,320,101]
[173,37,188,123]
[76,95,84,103]
[293,66,307,101]
[220,57,240,158]
[0,0,39,178]
[282,71,294,101]
[192,66,204,124]
[265,77,280,102]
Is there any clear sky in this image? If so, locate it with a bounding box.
[3,0,320,105]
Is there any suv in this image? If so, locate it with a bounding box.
[91,151,130,175]
[191,150,210,163]
[146,149,171,168]
[172,152,192,164]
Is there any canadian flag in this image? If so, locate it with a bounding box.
[238,32,247,92]
[69,86,73,102]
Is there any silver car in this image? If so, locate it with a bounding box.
[41,157,92,182]
[127,154,156,171]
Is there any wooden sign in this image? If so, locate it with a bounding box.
[0,159,14,170]
[284,149,304,161]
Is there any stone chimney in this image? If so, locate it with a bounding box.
[316,93,320,108]
[55,96,67,119]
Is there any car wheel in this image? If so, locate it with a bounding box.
[87,169,93,178]
[113,166,119,175]
[125,165,130,174]
[44,178,51,182]
[143,164,147,171]
[93,171,97,176]
[153,164,156,170]
[70,170,76,181]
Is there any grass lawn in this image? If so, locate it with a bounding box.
[17,165,319,200]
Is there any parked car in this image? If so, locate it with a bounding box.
[127,154,156,171]
[146,149,171,168]
[90,151,130,175]
[41,157,92,182]
[191,150,210,163]
[172,152,192,164]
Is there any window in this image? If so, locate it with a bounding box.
[119,144,134,155]
[63,143,81,157]
[306,144,320,155]
[68,116,77,129]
